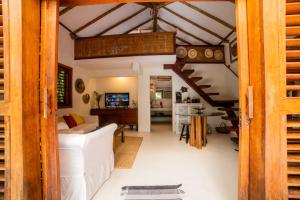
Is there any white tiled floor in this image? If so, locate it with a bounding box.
[93,123,238,200]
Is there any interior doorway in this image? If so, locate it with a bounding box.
[39,0,253,199]
[150,76,173,131]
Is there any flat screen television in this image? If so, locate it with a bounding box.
[105,93,129,108]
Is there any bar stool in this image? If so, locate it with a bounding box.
[180,123,191,144]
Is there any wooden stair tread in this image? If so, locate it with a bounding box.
[287,3,300,15]
[218,107,239,111]
[287,15,300,26]
[287,143,300,151]
[288,166,300,174]
[229,126,239,131]
[288,154,300,162]
[182,69,194,75]
[206,92,220,96]
[198,85,211,89]
[230,137,239,144]
[222,116,239,121]
[190,77,202,82]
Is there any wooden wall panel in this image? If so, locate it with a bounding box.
[74,32,176,59]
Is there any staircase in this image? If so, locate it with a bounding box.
[164,62,239,142]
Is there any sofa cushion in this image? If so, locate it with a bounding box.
[63,116,77,128]
[70,113,85,125]
[71,123,98,133]
[58,122,69,130]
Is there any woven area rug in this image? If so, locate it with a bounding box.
[114,136,143,169]
[121,184,184,200]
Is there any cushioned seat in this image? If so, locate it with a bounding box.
[59,123,117,200]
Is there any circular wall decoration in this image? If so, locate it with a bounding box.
[214,50,224,61]
[176,46,187,58]
[75,78,85,94]
[204,48,214,58]
[82,93,90,104]
[188,49,197,59]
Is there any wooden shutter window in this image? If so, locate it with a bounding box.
[286,0,300,198]
[286,1,300,98]
[57,63,72,108]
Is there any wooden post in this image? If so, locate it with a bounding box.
[190,116,195,146]
[195,116,202,149]
[202,116,207,147]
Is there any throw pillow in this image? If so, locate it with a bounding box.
[70,113,85,125]
[63,115,77,128]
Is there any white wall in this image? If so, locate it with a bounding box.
[73,55,238,133]
[94,77,138,108]
[58,27,95,116]
[137,63,224,133]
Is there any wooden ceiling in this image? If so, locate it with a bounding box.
[59,1,236,45]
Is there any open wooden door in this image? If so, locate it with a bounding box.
[237,0,292,199]
[40,0,61,200]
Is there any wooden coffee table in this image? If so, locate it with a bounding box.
[113,125,125,153]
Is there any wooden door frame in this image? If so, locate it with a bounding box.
[40,0,286,200]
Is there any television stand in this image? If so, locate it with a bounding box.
[90,107,138,131]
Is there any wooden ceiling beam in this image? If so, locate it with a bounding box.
[59,22,78,39]
[162,6,224,41]
[218,29,235,45]
[160,26,192,45]
[61,0,234,7]
[59,6,76,16]
[181,2,235,30]
[123,18,152,34]
[74,3,126,34]
[96,7,148,36]
[158,17,212,45]
[176,36,192,45]
[153,6,158,32]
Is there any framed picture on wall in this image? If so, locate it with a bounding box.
[230,39,238,64]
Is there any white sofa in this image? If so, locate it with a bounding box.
[59,123,118,200]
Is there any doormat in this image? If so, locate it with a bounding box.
[121,184,184,200]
